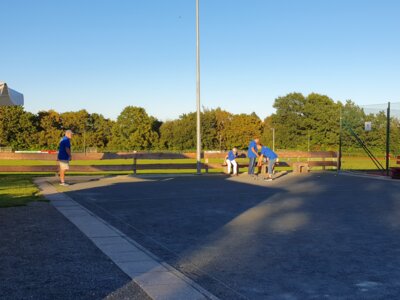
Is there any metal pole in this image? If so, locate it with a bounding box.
[83,129,86,155]
[196,0,201,174]
[338,107,342,172]
[272,128,275,151]
[386,101,391,176]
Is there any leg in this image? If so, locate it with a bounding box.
[231,160,238,175]
[59,161,69,184]
[60,168,65,183]
[226,159,232,174]
[268,158,277,178]
[248,157,255,175]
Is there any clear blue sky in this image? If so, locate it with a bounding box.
[2,0,400,121]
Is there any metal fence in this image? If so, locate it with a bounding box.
[339,102,400,175]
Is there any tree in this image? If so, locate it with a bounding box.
[86,113,115,150]
[35,110,63,149]
[271,93,307,149]
[225,113,262,149]
[303,93,340,150]
[109,106,159,150]
[0,106,37,150]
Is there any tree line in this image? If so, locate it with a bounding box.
[1,92,399,154]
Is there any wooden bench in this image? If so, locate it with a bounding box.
[390,156,400,179]
[278,151,338,174]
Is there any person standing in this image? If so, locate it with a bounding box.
[257,145,279,181]
[57,130,73,186]
[225,147,238,175]
[247,138,260,176]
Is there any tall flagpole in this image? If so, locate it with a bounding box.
[196,0,202,174]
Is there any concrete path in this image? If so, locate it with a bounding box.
[35,177,218,300]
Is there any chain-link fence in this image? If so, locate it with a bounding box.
[339,102,400,174]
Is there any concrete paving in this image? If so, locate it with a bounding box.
[36,178,218,300]
[44,172,400,299]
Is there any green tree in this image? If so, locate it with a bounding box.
[271,93,307,149]
[35,110,63,149]
[86,113,115,150]
[303,93,340,150]
[225,113,262,149]
[0,106,37,150]
[109,106,159,150]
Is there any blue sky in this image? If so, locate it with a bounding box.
[2,0,400,121]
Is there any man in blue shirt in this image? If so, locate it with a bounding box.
[225,147,238,175]
[57,130,73,186]
[247,138,260,176]
[257,145,278,181]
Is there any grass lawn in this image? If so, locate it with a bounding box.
[0,175,47,208]
[0,156,396,176]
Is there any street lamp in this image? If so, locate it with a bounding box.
[196,0,201,174]
[271,128,275,151]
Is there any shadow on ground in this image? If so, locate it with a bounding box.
[60,173,400,299]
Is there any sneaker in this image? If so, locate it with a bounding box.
[59,182,70,186]
[264,178,273,182]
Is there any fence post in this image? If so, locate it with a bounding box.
[133,157,137,175]
[386,101,391,176]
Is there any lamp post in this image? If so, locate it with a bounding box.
[196,0,201,174]
[271,128,275,151]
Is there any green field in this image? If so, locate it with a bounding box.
[0,175,47,208]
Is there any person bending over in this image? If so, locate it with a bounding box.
[257,145,278,181]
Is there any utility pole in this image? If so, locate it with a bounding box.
[196,0,201,174]
[338,107,342,172]
[386,101,391,176]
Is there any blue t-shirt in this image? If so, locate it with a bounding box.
[227,150,237,161]
[58,136,71,161]
[247,140,258,158]
[260,146,278,159]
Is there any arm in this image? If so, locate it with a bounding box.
[257,154,264,166]
[251,147,259,158]
[66,147,72,160]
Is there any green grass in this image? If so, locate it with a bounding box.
[0,156,397,176]
[341,156,397,170]
[0,175,47,208]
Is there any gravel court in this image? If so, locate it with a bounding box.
[0,201,150,300]
[57,173,400,299]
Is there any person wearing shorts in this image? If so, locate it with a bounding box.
[57,130,73,186]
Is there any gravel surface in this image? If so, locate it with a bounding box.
[0,202,150,300]
[64,173,400,299]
